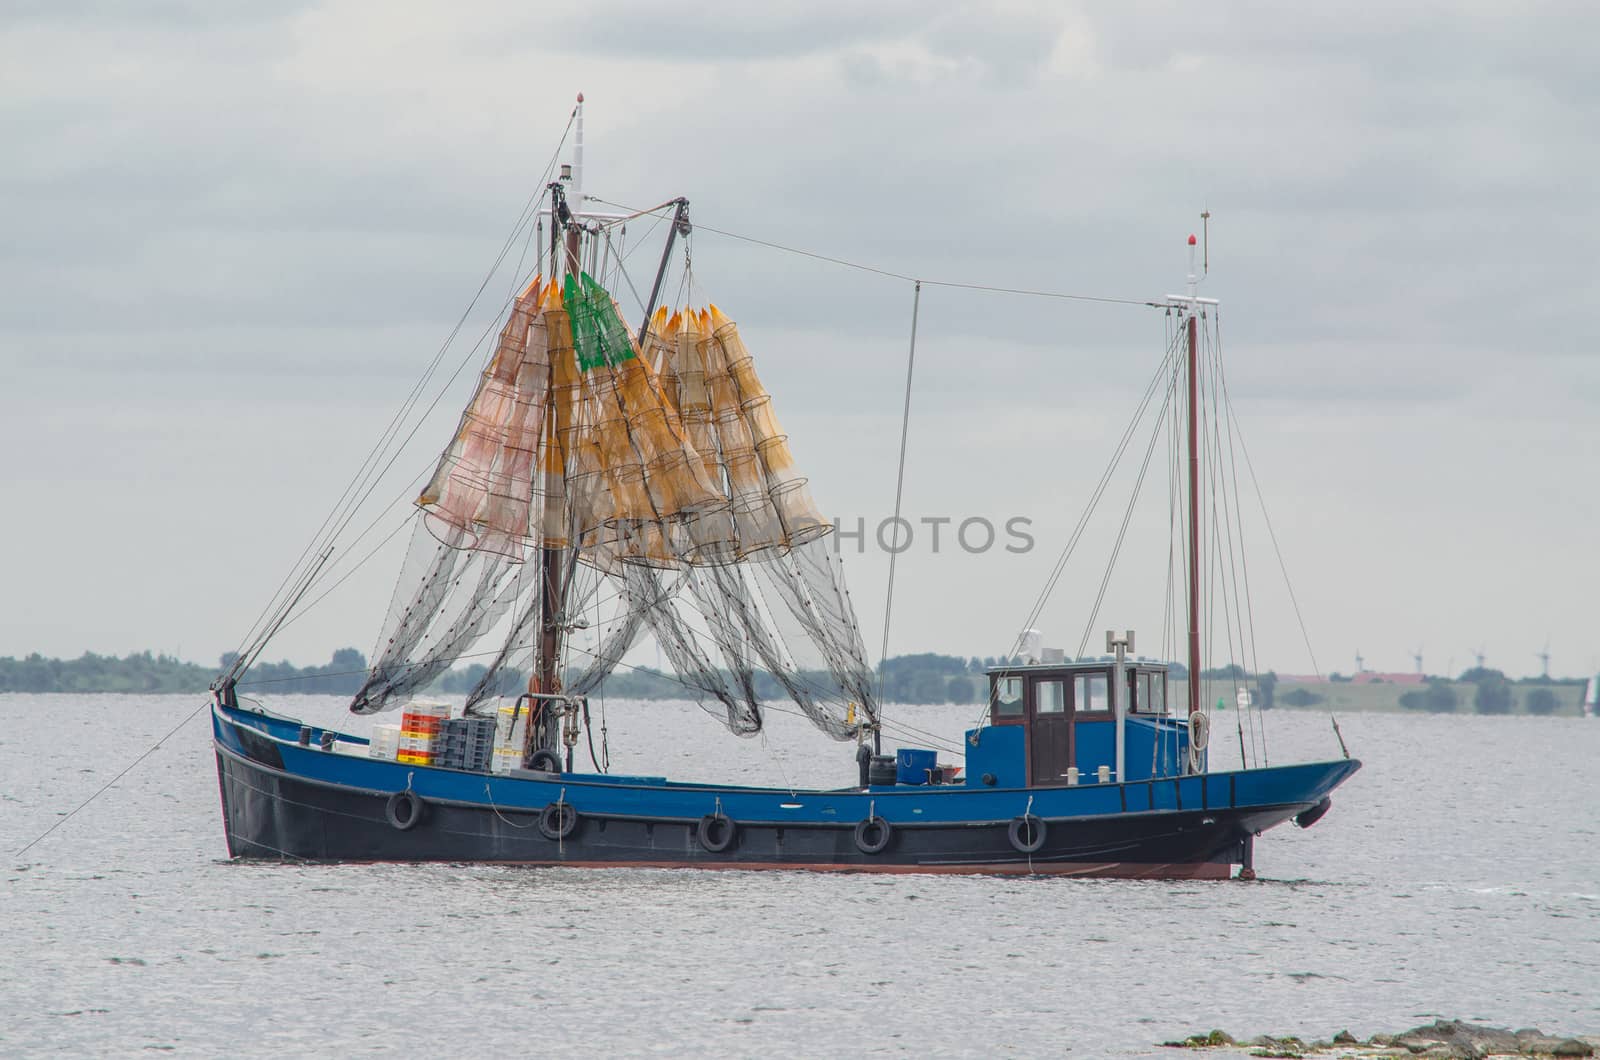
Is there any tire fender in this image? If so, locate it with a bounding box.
[853,815,893,855]
[1007,814,1047,854]
[538,801,578,841]
[698,813,737,853]
[528,749,563,773]
[386,790,425,831]
[1293,796,1332,830]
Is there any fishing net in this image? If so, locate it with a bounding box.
[351,518,520,713]
[351,270,879,740]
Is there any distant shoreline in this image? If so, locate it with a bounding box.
[1,650,1590,715]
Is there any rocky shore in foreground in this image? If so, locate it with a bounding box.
[1162,1019,1597,1059]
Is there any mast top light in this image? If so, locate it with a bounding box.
[1187,234,1197,246]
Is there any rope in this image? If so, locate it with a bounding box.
[234,112,578,668]
[1222,383,1321,678]
[967,328,1182,732]
[1073,354,1181,658]
[876,281,922,718]
[13,697,213,858]
[582,197,1160,309]
[560,643,963,755]
[484,782,540,828]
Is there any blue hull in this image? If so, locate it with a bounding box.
[213,705,1360,877]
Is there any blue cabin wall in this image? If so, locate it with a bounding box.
[962,725,1027,787]
[1078,716,1196,781]
[963,716,1200,788]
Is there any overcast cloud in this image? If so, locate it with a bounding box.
[2,1,1596,680]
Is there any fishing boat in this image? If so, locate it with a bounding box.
[211,98,1359,877]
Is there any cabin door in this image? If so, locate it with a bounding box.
[1027,677,1073,786]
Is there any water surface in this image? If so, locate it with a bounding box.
[3,695,1596,1056]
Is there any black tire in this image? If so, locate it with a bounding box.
[853,815,893,855]
[528,749,563,773]
[698,813,737,853]
[538,801,578,841]
[385,790,425,831]
[1007,814,1046,854]
[1293,796,1332,830]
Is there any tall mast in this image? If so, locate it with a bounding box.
[1185,234,1201,719]
[1166,231,1215,722]
[530,95,586,755]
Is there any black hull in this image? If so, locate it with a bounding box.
[217,743,1290,878]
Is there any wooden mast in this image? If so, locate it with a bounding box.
[1185,234,1202,720]
[1185,303,1201,717]
[528,162,580,760]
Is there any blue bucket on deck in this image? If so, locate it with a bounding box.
[895,748,938,785]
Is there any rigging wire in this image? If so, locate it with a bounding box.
[231,109,579,672]
[583,197,1160,309]
[242,183,1172,699]
[1215,311,1269,764]
[13,697,214,859]
[1015,330,1183,644]
[876,280,922,726]
[1204,313,1260,766]
[559,643,963,753]
[963,331,1182,732]
[1221,381,1321,678]
[1073,352,1181,659]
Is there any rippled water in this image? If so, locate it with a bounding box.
[3,694,1596,1057]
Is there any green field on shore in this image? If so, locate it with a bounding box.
[1173,679,1589,716]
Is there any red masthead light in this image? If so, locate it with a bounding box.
[577,91,584,103]
[1187,234,1197,246]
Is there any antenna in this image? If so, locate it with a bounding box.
[1200,209,1210,275]
[1536,638,1551,679]
[1412,646,1424,675]
[572,92,585,209]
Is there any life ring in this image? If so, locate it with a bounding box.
[1188,711,1210,751]
[853,815,893,855]
[698,813,737,853]
[528,748,563,773]
[538,801,578,840]
[386,790,425,831]
[1293,796,1332,830]
[1008,814,1047,854]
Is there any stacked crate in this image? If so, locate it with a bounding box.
[491,701,529,774]
[367,723,401,761]
[437,716,496,772]
[397,700,450,765]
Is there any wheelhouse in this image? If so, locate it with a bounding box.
[978,660,1194,787]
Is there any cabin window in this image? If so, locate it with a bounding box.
[993,676,1024,719]
[1074,672,1109,714]
[1148,673,1166,714]
[1135,673,1151,713]
[1035,679,1066,714]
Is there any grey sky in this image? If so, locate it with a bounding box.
[3,2,1596,680]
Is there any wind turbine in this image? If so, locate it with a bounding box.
[1472,646,1487,671]
[1412,646,1424,675]
[1536,638,1551,680]
[1355,650,1365,674]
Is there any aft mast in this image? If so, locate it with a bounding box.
[1169,230,1217,721]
